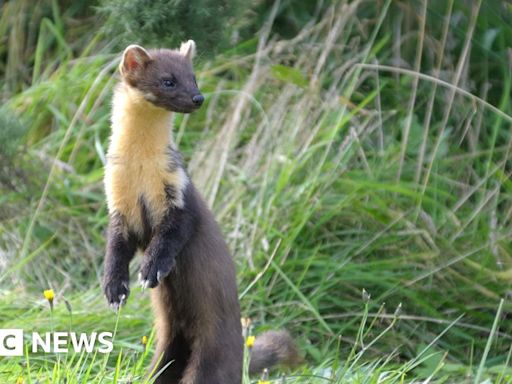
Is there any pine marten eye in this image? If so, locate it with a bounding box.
[162,79,176,88]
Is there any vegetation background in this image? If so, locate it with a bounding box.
[0,0,511,382]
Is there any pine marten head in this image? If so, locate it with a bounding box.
[119,41,203,113]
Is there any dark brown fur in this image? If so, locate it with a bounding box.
[249,330,302,374]
[122,46,202,113]
[149,185,243,383]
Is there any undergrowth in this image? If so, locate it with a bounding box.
[0,1,511,383]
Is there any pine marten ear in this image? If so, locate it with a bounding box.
[120,44,152,77]
[180,40,196,61]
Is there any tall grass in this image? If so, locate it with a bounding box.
[0,0,511,382]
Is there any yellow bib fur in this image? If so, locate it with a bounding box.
[104,84,188,236]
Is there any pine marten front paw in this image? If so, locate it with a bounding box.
[103,277,130,311]
[138,255,176,289]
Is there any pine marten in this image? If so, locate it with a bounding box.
[102,42,300,383]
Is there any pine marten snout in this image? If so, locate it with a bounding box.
[120,41,203,113]
[102,41,300,384]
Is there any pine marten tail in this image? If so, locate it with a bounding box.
[249,330,302,375]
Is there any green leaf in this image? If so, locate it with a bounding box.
[271,64,308,88]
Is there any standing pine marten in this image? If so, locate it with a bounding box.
[102,42,300,384]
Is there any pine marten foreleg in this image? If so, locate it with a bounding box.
[139,192,197,289]
[103,214,137,308]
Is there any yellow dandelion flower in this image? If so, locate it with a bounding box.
[16,377,23,384]
[141,335,148,346]
[245,335,256,348]
[43,289,55,302]
[257,381,270,384]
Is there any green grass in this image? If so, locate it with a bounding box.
[1,0,512,383]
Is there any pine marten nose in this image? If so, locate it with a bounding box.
[192,94,204,106]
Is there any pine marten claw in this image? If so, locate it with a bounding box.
[139,257,174,289]
[138,273,144,290]
[139,273,151,290]
[103,278,130,308]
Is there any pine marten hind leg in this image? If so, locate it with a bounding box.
[150,286,190,384]
[180,340,237,384]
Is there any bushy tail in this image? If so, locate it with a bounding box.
[249,330,302,375]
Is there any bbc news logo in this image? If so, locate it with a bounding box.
[0,330,23,356]
[0,329,113,356]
